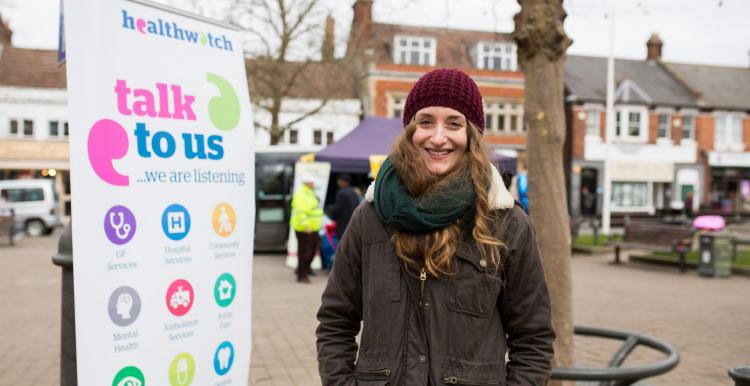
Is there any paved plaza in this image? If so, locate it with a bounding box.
[1,229,748,385]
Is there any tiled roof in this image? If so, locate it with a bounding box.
[565,55,697,108]
[665,62,750,111]
[245,59,358,100]
[0,45,66,89]
[369,23,515,70]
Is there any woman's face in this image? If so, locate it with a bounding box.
[411,106,468,176]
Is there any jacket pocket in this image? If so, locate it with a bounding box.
[440,357,505,386]
[446,252,502,318]
[355,368,391,385]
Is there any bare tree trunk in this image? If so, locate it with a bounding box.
[513,1,574,384]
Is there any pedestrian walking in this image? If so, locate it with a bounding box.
[290,179,323,283]
[329,174,361,239]
[316,68,555,385]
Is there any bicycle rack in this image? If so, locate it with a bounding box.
[551,326,679,386]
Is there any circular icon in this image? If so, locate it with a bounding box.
[166,279,194,317]
[104,205,136,245]
[169,352,195,386]
[162,204,191,241]
[108,286,142,326]
[211,203,236,237]
[213,341,234,376]
[112,366,144,386]
[214,273,236,308]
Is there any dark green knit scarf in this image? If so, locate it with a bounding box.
[373,157,476,232]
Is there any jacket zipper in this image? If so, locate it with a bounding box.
[356,368,392,378]
[442,375,502,385]
[419,267,427,306]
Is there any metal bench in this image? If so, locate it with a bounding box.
[0,215,14,246]
[614,222,694,272]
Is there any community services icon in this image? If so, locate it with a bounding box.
[212,203,236,237]
[108,286,141,326]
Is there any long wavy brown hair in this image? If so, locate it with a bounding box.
[390,119,505,278]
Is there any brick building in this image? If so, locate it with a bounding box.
[347,0,527,161]
[565,34,750,217]
[0,17,71,216]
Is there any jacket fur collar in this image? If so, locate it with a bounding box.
[364,164,515,210]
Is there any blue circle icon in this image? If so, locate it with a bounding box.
[213,341,234,376]
[162,204,191,241]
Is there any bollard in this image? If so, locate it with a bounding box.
[730,366,750,386]
[51,223,76,386]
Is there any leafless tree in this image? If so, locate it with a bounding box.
[513,0,574,383]
[177,0,348,145]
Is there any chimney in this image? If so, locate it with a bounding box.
[347,0,373,56]
[646,33,663,61]
[321,15,335,61]
[0,15,12,45]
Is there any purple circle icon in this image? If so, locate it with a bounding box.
[104,205,136,245]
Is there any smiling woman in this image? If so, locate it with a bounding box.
[316,68,555,385]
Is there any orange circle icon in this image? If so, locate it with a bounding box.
[212,203,236,237]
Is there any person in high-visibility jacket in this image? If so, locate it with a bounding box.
[290,180,324,283]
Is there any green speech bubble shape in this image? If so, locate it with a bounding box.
[206,73,240,131]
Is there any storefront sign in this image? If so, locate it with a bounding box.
[610,161,674,182]
[708,151,750,168]
[64,0,254,384]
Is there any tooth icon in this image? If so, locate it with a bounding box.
[218,347,231,369]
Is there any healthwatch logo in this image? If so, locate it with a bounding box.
[121,9,234,52]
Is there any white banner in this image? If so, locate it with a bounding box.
[64,1,254,385]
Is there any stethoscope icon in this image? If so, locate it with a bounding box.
[109,210,132,240]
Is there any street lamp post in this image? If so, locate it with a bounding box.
[601,11,615,236]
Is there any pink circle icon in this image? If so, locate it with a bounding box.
[166,279,194,316]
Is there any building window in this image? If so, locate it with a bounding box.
[484,101,524,134]
[313,129,334,146]
[389,94,406,118]
[287,128,298,145]
[612,182,648,208]
[682,115,695,140]
[476,42,517,71]
[23,119,34,137]
[715,113,743,150]
[8,118,34,138]
[393,36,436,66]
[313,129,322,145]
[657,113,671,139]
[9,119,18,135]
[614,106,648,141]
[49,120,69,139]
[585,109,600,136]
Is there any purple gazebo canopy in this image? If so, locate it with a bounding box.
[316,116,516,174]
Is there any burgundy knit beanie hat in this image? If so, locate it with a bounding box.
[402,68,485,133]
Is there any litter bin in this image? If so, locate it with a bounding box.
[698,234,732,278]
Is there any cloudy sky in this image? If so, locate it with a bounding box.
[1,0,748,67]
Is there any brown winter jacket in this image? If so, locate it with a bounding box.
[316,190,555,385]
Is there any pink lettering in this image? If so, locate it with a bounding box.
[88,119,129,186]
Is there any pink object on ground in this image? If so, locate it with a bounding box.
[692,215,726,231]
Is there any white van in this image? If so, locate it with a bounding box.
[0,179,63,236]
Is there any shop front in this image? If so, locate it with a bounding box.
[707,152,750,213]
